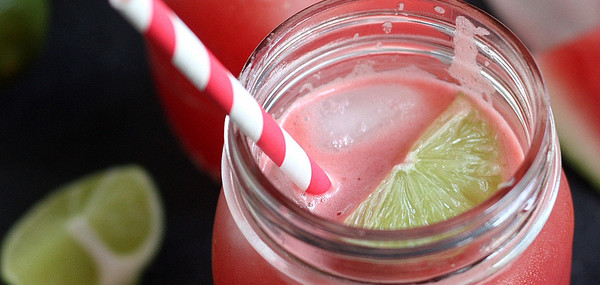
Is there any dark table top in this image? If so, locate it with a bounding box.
[1,0,598,284]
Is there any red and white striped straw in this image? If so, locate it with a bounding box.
[109,0,331,194]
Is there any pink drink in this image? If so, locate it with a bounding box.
[212,0,574,283]
[260,71,523,221]
[147,0,320,178]
[213,74,574,284]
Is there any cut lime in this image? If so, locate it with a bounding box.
[345,95,503,230]
[1,165,164,285]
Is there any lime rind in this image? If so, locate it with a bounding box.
[1,165,164,285]
[1,175,102,285]
[345,95,503,230]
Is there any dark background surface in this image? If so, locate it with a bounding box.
[0,0,598,284]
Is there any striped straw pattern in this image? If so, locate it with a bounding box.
[109,0,331,194]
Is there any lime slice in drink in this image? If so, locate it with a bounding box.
[1,165,164,285]
[345,95,503,230]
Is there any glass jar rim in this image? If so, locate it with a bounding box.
[226,0,553,256]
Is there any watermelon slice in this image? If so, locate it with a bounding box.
[536,27,600,190]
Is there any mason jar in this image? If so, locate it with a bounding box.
[212,0,574,283]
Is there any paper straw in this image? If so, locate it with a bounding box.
[109,0,331,194]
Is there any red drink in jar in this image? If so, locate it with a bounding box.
[212,1,574,284]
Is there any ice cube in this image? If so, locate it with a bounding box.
[317,84,422,150]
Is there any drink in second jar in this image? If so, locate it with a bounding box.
[148,0,321,178]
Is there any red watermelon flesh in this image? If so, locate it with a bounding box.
[536,27,600,189]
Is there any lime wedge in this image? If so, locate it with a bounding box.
[345,95,503,229]
[1,165,164,285]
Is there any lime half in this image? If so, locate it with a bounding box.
[1,166,164,285]
[345,95,503,230]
